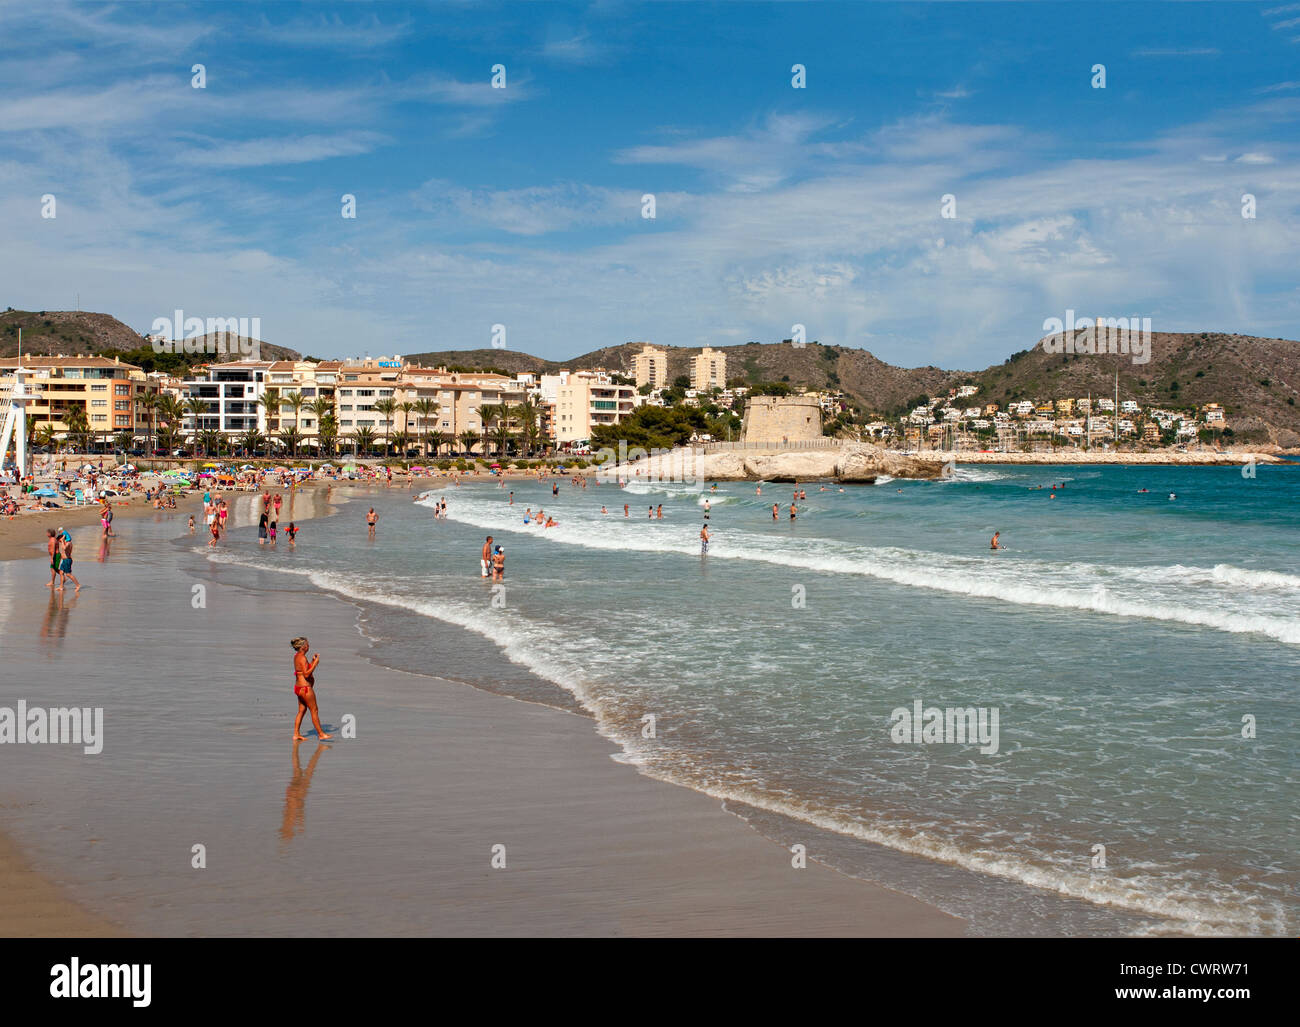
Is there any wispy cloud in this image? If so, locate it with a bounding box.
[1131,48,1220,57]
[538,30,609,64]
[253,13,411,49]
[173,132,390,169]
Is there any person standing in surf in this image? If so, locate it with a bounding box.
[292,637,331,741]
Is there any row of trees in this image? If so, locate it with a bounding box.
[31,394,554,462]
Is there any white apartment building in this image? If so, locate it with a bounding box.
[182,360,273,437]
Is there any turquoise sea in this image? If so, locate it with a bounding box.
[207,463,1300,935]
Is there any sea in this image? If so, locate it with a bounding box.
[205,463,1300,936]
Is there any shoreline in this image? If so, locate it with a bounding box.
[0,484,964,937]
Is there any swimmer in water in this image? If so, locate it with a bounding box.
[990,532,1002,550]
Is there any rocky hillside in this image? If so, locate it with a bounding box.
[413,332,1300,447]
[0,309,300,365]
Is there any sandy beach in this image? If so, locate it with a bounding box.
[0,484,962,937]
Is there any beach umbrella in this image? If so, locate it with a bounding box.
[202,462,220,468]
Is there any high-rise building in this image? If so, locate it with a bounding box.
[632,343,668,390]
[690,347,727,392]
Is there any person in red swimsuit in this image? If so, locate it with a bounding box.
[291,637,332,741]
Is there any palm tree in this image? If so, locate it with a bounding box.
[515,396,542,456]
[458,430,477,459]
[199,429,224,458]
[413,398,438,460]
[240,427,265,457]
[479,404,504,458]
[184,396,207,447]
[138,392,159,454]
[112,429,132,453]
[373,398,397,458]
[350,425,377,459]
[282,391,306,459]
[277,427,301,459]
[427,430,448,461]
[399,401,414,445]
[157,395,187,455]
[308,396,333,454]
[258,388,281,436]
[492,418,513,461]
[35,424,57,450]
[63,406,92,453]
[317,414,338,459]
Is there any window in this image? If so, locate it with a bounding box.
[92,414,107,423]
[91,399,107,407]
[340,404,353,411]
[115,385,130,395]
[356,389,375,397]
[91,384,108,391]
[114,401,129,411]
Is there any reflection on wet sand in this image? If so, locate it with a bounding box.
[40,589,74,645]
[279,740,330,845]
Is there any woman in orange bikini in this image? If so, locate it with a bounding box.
[291,637,332,741]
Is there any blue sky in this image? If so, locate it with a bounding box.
[1,1,1297,367]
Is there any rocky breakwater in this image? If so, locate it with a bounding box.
[614,444,949,483]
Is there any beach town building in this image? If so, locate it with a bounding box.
[1203,403,1225,424]
[632,344,669,390]
[181,360,274,437]
[0,354,157,443]
[690,347,728,391]
[545,370,637,447]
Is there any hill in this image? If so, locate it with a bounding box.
[412,332,1300,447]
[0,309,300,367]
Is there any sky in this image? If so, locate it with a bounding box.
[0,1,1297,368]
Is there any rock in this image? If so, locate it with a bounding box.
[744,451,840,481]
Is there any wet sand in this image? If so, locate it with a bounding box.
[0,487,962,936]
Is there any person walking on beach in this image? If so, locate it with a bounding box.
[700,524,710,554]
[46,528,60,588]
[286,522,298,547]
[367,508,377,537]
[258,509,269,545]
[56,532,80,593]
[481,535,494,578]
[102,504,114,538]
[291,637,331,741]
[188,515,195,535]
[703,499,710,520]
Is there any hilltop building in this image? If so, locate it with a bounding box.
[690,347,727,391]
[632,344,668,390]
[742,394,822,443]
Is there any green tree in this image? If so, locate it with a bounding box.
[373,398,397,458]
